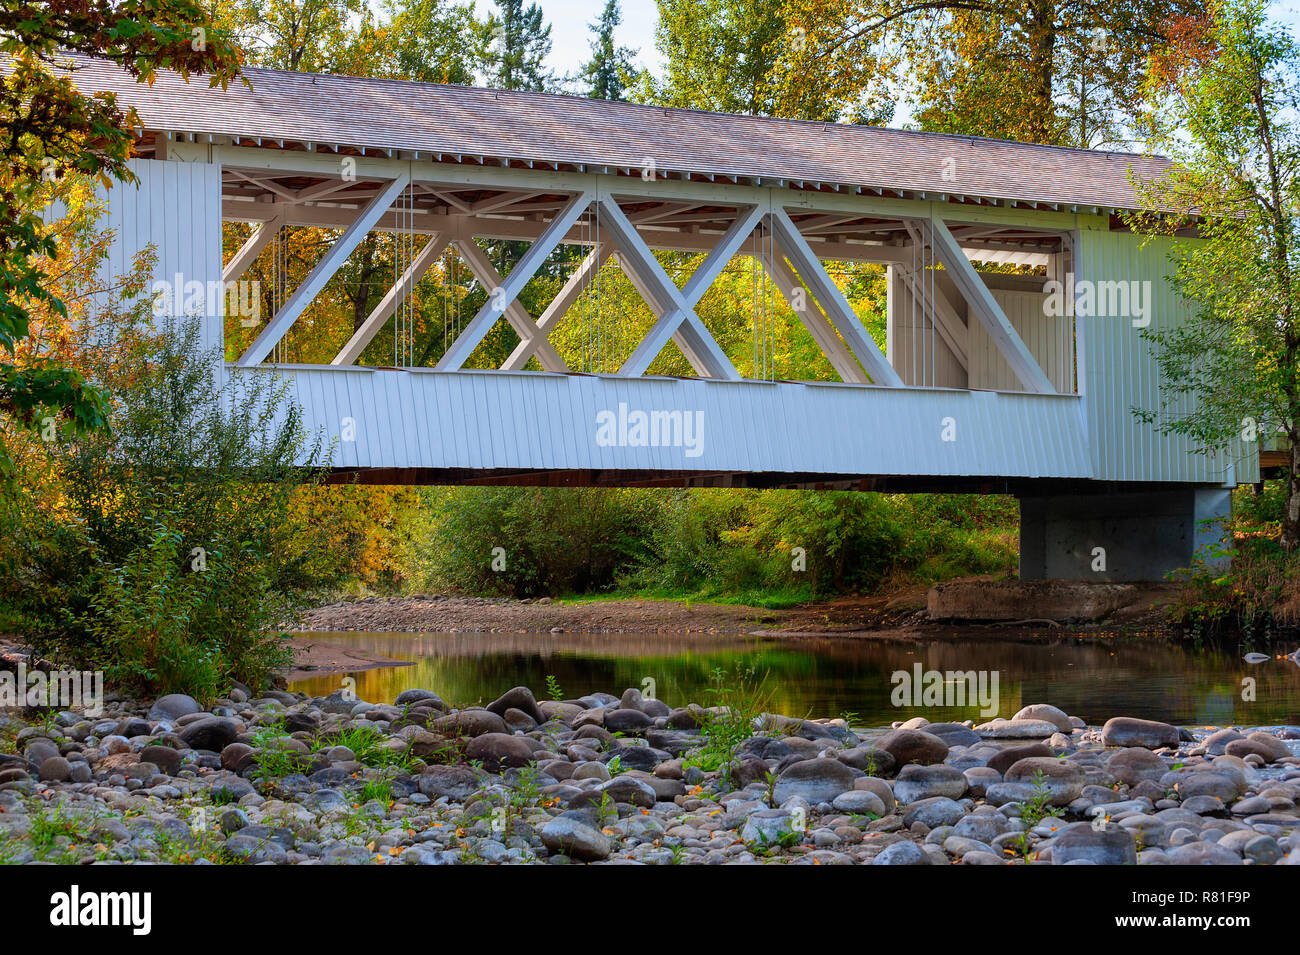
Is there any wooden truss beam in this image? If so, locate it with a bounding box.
[449,229,569,373]
[436,191,592,370]
[603,198,759,380]
[920,218,1055,394]
[769,208,903,387]
[330,232,450,366]
[237,172,412,367]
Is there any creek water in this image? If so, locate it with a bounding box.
[288,630,1300,728]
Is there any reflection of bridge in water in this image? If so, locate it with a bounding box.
[78,57,1252,579]
[287,631,1297,728]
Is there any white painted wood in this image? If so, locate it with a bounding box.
[233,364,1093,479]
[449,233,569,372]
[237,173,412,366]
[436,191,592,370]
[501,244,612,371]
[222,210,285,284]
[923,218,1056,394]
[769,208,903,387]
[606,200,760,380]
[215,146,1103,233]
[759,247,869,384]
[331,232,450,366]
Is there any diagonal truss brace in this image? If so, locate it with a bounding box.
[223,209,286,285]
[918,218,1055,394]
[449,230,569,373]
[435,191,592,370]
[501,243,612,371]
[237,173,412,366]
[605,199,758,380]
[330,232,450,366]
[768,209,903,387]
[758,244,870,384]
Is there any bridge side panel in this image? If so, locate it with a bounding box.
[1075,230,1255,484]
[238,367,1093,479]
[98,158,224,374]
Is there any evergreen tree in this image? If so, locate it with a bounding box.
[486,0,553,92]
[580,0,636,100]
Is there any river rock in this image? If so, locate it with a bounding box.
[741,808,801,844]
[772,758,856,805]
[139,745,183,776]
[902,796,966,828]
[919,723,982,746]
[893,764,969,803]
[179,717,239,752]
[1165,841,1243,865]
[540,816,611,862]
[1004,757,1085,806]
[418,765,481,800]
[604,708,654,733]
[395,688,446,710]
[465,733,536,770]
[429,709,509,737]
[486,686,545,725]
[1106,747,1169,786]
[853,776,896,814]
[974,718,1059,739]
[1052,824,1137,865]
[1204,728,1245,755]
[1101,717,1180,750]
[987,743,1053,775]
[876,729,948,766]
[38,756,71,782]
[148,694,201,722]
[834,746,896,776]
[1171,771,1241,803]
[872,840,930,865]
[953,810,1012,843]
[1225,732,1290,763]
[1012,704,1074,734]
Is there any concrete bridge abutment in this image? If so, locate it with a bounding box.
[1018,487,1232,582]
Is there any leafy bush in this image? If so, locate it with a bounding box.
[1167,478,1300,639]
[398,483,1018,602]
[408,485,659,597]
[0,316,337,695]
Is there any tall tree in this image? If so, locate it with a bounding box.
[381,0,488,85]
[580,0,636,100]
[485,0,553,92]
[777,0,1208,146]
[0,1,241,478]
[210,0,372,72]
[1128,0,1300,548]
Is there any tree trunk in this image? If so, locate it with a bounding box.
[1282,434,1300,552]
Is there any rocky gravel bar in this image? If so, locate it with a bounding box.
[2,687,1298,865]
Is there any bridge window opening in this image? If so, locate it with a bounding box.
[216,167,1075,394]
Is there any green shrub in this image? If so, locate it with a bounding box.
[408,485,659,597]
[0,316,331,695]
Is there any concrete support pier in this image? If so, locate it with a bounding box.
[1018,487,1232,582]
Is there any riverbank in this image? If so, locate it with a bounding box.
[1,682,1296,866]
[298,579,1180,643]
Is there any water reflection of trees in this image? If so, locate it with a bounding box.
[289,632,1300,727]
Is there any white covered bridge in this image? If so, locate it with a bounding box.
[77,58,1248,580]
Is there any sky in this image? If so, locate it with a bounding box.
[532,0,664,78]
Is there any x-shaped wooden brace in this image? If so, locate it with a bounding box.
[448,225,569,373]
[501,242,612,371]
[238,172,412,366]
[768,208,903,387]
[602,197,755,380]
[435,191,593,370]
